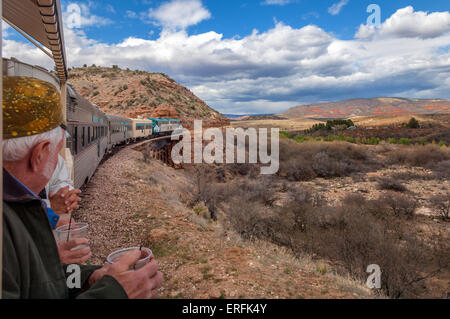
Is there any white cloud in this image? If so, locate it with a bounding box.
[146,0,211,30]
[2,20,11,37]
[261,0,295,6]
[106,4,116,14]
[3,6,450,114]
[125,10,138,19]
[328,0,349,16]
[357,6,450,39]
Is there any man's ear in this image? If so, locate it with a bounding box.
[30,140,51,173]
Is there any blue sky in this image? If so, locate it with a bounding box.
[66,0,450,42]
[3,0,450,114]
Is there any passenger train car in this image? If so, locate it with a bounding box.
[66,85,109,188]
[132,119,154,141]
[107,115,133,148]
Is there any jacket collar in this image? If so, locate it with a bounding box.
[3,168,41,203]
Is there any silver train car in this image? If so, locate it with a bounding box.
[131,119,154,142]
[107,115,133,148]
[66,85,109,189]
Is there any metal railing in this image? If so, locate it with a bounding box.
[2,57,61,91]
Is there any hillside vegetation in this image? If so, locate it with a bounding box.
[68,65,229,128]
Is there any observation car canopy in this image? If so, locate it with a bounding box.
[2,0,67,82]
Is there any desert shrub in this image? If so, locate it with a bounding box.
[391,171,434,181]
[278,139,373,180]
[377,178,408,192]
[312,151,357,178]
[228,199,278,241]
[280,131,291,138]
[432,160,450,179]
[385,145,450,167]
[189,166,219,219]
[399,138,411,145]
[280,157,316,181]
[223,180,444,298]
[237,177,276,206]
[380,193,417,219]
[430,194,450,221]
[305,123,327,134]
[225,163,259,177]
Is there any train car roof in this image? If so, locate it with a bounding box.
[68,88,108,120]
[106,114,132,122]
[131,118,153,122]
[3,0,68,82]
[147,118,182,122]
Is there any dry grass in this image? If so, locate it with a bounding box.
[351,115,436,127]
[232,119,324,131]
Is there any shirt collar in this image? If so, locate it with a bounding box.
[3,168,41,203]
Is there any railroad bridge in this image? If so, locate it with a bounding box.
[134,136,183,168]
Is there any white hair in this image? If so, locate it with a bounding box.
[2,127,63,162]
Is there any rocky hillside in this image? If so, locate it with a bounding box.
[283,97,450,119]
[68,66,229,128]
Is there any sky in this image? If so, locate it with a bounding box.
[2,0,450,114]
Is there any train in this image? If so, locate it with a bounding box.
[3,57,183,189]
[67,84,183,188]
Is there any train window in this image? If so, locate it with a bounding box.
[74,126,78,155]
[88,127,91,145]
[82,127,85,148]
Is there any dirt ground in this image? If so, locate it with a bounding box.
[75,145,374,299]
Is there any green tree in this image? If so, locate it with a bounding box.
[406,117,420,129]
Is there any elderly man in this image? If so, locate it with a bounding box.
[2,76,163,299]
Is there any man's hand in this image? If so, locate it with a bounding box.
[89,250,163,299]
[57,238,92,265]
[55,215,76,229]
[50,186,82,214]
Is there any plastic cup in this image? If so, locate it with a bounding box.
[107,247,153,270]
[55,222,89,250]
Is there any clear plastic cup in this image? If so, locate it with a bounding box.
[55,222,89,250]
[107,247,153,270]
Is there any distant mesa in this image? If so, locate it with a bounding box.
[282,98,450,119]
[225,114,286,121]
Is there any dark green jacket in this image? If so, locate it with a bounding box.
[2,169,128,299]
